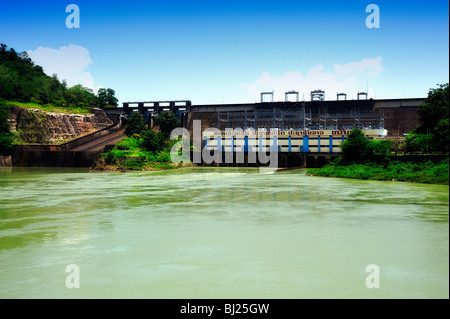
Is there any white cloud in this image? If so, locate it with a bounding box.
[27,44,97,91]
[242,56,383,101]
[333,56,383,78]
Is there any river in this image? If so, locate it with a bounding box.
[0,167,448,298]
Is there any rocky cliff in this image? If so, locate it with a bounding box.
[8,105,113,144]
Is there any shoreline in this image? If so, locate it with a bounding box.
[90,161,196,172]
[306,160,449,185]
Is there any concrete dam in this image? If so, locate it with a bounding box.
[105,96,424,138]
[99,95,424,168]
[2,95,425,168]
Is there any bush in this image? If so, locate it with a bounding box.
[368,140,390,157]
[340,128,372,164]
[141,129,166,152]
[403,133,434,154]
[433,118,449,153]
[115,136,143,151]
[307,160,449,185]
[121,158,145,169]
[103,151,118,165]
[124,112,146,136]
[153,111,181,138]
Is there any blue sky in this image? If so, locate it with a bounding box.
[1,0,448,105]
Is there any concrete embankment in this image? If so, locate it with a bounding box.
[1,106,124,168]
[8,106,113,144]
[10,122,125,168]
[11,147,101,167]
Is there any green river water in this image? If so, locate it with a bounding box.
[0,167,448,298]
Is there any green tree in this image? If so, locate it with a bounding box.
[154,111,181,138]
[340,128,372,163]
[417,83,449,132]
[403,133,434,154]
[97,88,118,108]
[416,83,449,153]
[0,44,46,102]
[97,88,108,107]
[368,140,391,157]
[106,88,118,108]
[384,138,401,155]
[124,112,146,136]
[433,118,449,153]
[141,129,166,152]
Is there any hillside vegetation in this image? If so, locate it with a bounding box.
[0,43,118,110]
[0,43,119,154]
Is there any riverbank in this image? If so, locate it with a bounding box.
[306,158,449,185]
[91,135,194,171]
[92,160,194,171]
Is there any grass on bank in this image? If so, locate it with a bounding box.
[7,100,92,114]
[4,100,95,145]
[307,158,449,185]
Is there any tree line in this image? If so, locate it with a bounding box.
[404,83,449,154]
[343,83,449,159]
[0,43,118,109]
